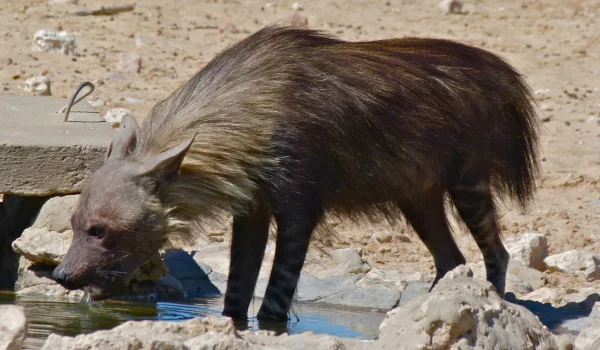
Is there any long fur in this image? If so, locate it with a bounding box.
[130,26,540,243]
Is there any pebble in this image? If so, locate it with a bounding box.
[117,52,142,74]
[291,2,304,11]
[288,12,308,27]
[31,29,76,55]
[103,108,133,128]
[24,75,51,96]
[125,97,144,104]
[587,116,600,125]
[439,0,464,15]
[48,0,79,4]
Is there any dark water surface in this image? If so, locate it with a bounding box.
[0,291,383,349]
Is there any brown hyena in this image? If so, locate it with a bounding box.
[53,26,540,322]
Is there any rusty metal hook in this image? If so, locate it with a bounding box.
[59,81,96,122]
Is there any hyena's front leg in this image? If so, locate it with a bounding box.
[257,194,323,322]
[222,200,271,319]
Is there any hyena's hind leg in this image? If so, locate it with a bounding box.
[449,166,510,296]
[397,186,466,290]
[222,198,271,319]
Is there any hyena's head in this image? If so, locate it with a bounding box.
[53,115,194,299]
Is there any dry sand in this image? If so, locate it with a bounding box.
[1,0,598,291]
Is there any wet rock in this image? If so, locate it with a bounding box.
[544,250,600,281]
[152,275,186,301]
[12,228,72,265]
[378,277,558,349]
[116,52,142,74]
[505,233,548,271]
[31,29,76,55]
[439,0,465,15]
[318,284,400,309]
[102,108,133,128]
[399,281,431,306]
[24,75,51,96]
[0,305,27,350]
[355,268,428,292]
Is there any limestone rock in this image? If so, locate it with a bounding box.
[12,228,72,265]
[544,250,600,281]
[399,282,431,306]
[31,195,79,233]
[0,305,27,350]
[14,256,82,298]
[41,316,236,350]
[102,108,133,128]
[378,277,558,349]
[355,268,429,292]
[184,333,259,349]
[574,319,600,350]
[521,287,562,304]
[505,233,549,271]
[24,75,51,96]
[318,284,400,309]
[311,248,371,279]
[32,29,76,55]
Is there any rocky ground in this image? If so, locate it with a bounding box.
[0,0,599,349]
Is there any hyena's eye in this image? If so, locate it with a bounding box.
[87,225,106,239]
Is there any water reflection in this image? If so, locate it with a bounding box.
[0,291,383,350]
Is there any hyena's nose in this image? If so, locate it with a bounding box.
[52,267,69,285]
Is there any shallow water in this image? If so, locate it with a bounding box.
[0,291,384,349]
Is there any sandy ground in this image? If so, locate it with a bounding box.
[1,0,598,292]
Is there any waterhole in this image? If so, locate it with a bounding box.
[0,291,384,349]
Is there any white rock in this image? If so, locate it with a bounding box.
[439,0,464,14]
[505,233,548,271]
[587,116,600,125]
[24,75,51,96]
[521,287,562,304]
[544,250,600,281]
[103,108,133,128]
[372,230,393,244]
[0,305,27,350]
[32,195,79,233]
[12,228,72,265]
[378,277,558,349]
[31,29,76,55]
[116,52,142,74]
[291,2,304,11]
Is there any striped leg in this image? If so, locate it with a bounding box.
[222,200,271,319]
[398,187,466,289]
[449,170,509,296]
[257,195,323,322]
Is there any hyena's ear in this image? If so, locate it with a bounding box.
[140,133,197,185]
[105,114,140,162]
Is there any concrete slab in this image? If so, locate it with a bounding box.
[0,95,116,195]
